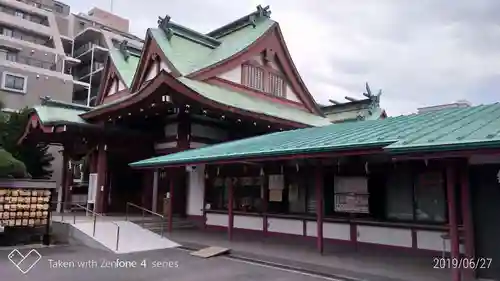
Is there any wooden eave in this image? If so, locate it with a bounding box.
[80,70,310,128]
[18,113,152,146]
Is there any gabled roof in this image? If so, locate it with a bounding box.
[108,48,141,88]
[83,71,331,127]
[31,98,90,126]
[130,103,500,167]
[148,13,274,76]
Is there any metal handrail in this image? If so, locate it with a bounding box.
[125,202,166,237]
[53,202,120,251]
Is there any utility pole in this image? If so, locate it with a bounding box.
[110,0,114,13]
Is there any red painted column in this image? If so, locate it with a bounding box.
[446,164,461,281]
[262,173,268,236]
[316,167,324,254]
[228,178,234,240]
[60,149,69,211]
[168,171,175,232]
[460,164,475,280]
[95,143,108,214]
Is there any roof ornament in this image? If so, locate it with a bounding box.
[119,40,130,61]
[248,5,271,28]
[363,82,382,109]
[256,5,271,18]
[158,15,174,41]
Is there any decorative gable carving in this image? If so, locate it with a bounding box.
[215,51,301,103]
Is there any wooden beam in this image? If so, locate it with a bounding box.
[316,167,324,254]
[460,164,476,280]
[228,178,234,240]
[446,164,461,281]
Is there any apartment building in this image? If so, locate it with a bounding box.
[0,0,72,110]
[0,0,143,189]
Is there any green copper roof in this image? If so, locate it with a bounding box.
[150,17,274,76]
[191,18,274,75]
[150,28,213,75]
[178,77,331,126]
[32,99,90,125]
[108,48,140,87]
[130,103,500,168]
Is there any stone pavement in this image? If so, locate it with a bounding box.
[165,229,451,281]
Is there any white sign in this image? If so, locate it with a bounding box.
[87,173,98,204]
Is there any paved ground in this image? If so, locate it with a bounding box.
[0,245,349,281]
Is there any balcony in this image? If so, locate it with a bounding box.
[0,6,49,26]
[73,61,104,81]
[5,53,56,70]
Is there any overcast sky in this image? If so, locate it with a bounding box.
[64,0,500,115]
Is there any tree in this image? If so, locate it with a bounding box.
[0,106,54,179]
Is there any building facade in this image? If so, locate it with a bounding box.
[0,0,142,187]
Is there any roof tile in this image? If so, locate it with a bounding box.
[130,103,500,167]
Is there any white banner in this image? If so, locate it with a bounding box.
[87,173,98,204]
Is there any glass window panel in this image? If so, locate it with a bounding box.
[385,170,414,220]
[415,172,446,223]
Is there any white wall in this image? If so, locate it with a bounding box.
[416,230,465,253]
[206,213,228,227]
[357,225,413,248]
[106,79,117,96]
[267,218,302,235]
[217,65,242,83]
[234,215,263,231]
[186,165,205,216]
[286,84,300,102]
[117,79,126,91]
[160,60,171,73]
[145,62,157,81]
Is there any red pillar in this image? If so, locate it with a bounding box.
[446,164,461,281]
[460,164,475,280]
[60,149,70,211]
[95,143,108,214]
[316,167,324,254]
[228,178,234,240]
[168,171,175,232]
[262,173,268,236]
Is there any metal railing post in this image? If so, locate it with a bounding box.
[160,218,164,237]
[92,214,96,237]
[142,209,145,227]
[115,227,120,251]
[125,203,128,221]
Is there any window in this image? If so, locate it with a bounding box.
[385,169,414,220]
[15,11,25,18]
[2,72,27,93]
[384,168,447,223]
[54,3,63,13]
[1,27,13,37]
[414,172,446,222]
[268,72,285,97]
[242,64,264,91]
